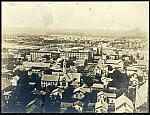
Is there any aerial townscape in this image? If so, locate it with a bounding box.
[1,29,148,113]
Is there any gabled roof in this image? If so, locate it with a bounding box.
[61,102,73,108]
[105,60,123,64]
[115,94,134,109]
[74,100,84,107]
[41,74,59,82]
[1,78,12,90]
[12,75,20,80]
[127,66,138,71]
[105,92,116,98]
[73,87,85,94]
[91,83,104,89]
[23,62,50,68]
[67,73,81,82]
[51,88,65,94]
[63,73,81,82]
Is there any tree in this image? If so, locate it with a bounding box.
[108,69,130,97]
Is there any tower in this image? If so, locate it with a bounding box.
[63,59,67,74]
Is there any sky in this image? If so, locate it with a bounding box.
[2,2,149,31]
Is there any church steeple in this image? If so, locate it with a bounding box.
[63,59,67,73]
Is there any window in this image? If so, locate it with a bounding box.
[111,99,113,103]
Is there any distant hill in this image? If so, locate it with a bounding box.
[2,27,147,38]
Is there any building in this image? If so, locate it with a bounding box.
[67,73,81,87]
[73,101,84,112]
[23,61,51,76]
[91,83,104,91]
[51,88,65,99]
[109,53,119,60]
[72,87,86,100]
[26,98,41,113]
[10,75,20,87]
[1,78,14,106]
[101,76,113,89]
[1,78,13,93]
[105,60,124,70]
[115,94,134,113]
[95,91,108,113]
[126,66,138,76]
[60,102,73,113]
[41,71,81,88]
[41,74,60,88]
[30,50,60,62]
[60,50,92,60]
[106,92,116,113]
[135,80,148,110]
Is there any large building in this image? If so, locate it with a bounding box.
[30,50,60,62]
[60,50,91,60]
[115,94,134,113]
[95,91,108,113]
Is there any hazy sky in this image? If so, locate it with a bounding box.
[2,2,149,31]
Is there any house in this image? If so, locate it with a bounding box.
[76,59,85,67]
[72,87,86,100]
[1,78,13,93]
[109,53,119,60]
[105,60,124,70]
[41,74,60,88]
[51,88,65,99]
[23,61,51,77]
[132,64,146,70]
[126,66,138,76]
[60,102,73,113]
[10,75,20,87]
[3,91,12,104]
[108,87,117,92]
[41,71,81,89]
[50,64,62,72]
[13,65,25,72]
[91,83,104,91]
[59,72,81,88]
[67,73,81,87]
[105,92,116,113]
[95,66,102,75]
[115,94,134,113]
[73,101,84,112]
[26,98,41,113]
[95,91,108,113]
[101,76,113,89]
[135,80,148,110]
[85,102,95,113]
[1,78,14,107]
[73,104,83,113]
[23,61,51,68]
[67,66,78,73]
[129,73,139,87]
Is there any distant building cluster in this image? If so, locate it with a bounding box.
[1,33,148,113]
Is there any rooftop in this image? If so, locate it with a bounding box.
[115,94,134,109]
[23,62,50,68]
[105,60,122,64]
[41,74,60,82]
[1,78,12,90]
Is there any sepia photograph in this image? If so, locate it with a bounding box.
[1,1,149,113]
